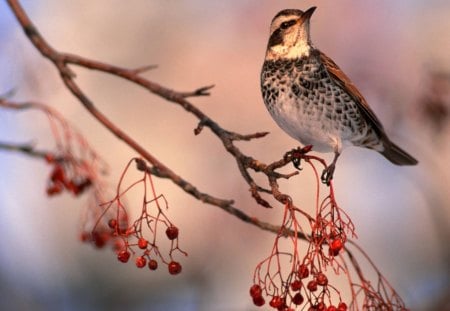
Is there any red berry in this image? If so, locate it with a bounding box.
[316,302,326,311]
[165,226,179,240]
[249,284,262,298]
[337,302,347,311]
[331,238,343,251]
[65,180,81,195]
[168,261,182,275]
[117,250,130,263]
[46,183,63,196]
[45,153,55,163]
[290,280,302,291]
[307,280,318,292]
[327,306,337,311]
[135,256,146,268]
[316,273,328,286]
[137,237,148,249]
[113,239,124,251]
[75,178,92,194]
[292,293,304,305]
[329,238,344,256]
[79,231,90,242]
[92,231,109,248]
[148,259,158,270]
[269,295,283,308]
[50,165,65,183]
[252,295,265,307]
[298,264,309,279]
[108,219,117,229]
[329,247,340,257]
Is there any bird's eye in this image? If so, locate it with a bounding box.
[280,20,296,29]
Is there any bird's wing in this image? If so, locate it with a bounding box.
[318,50,385,137]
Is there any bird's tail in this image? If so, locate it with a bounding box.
[380,140,418,166]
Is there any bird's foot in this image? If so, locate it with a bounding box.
[284,145,313,170]
[321,163,335,186]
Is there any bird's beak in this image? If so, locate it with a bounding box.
[299,6,316,24]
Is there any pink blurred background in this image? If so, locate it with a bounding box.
[1,1,449,310]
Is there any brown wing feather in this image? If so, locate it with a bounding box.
[318,50,386,138]
[318,50,418,165]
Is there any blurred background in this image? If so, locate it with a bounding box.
[0,0,449,310]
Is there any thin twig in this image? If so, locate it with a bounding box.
[0,141,48,159]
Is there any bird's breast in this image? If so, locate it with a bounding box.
[261,57,370,152]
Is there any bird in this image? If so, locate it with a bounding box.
[260,7,418,184]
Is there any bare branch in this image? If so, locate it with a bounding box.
[179,84,215,98]
[0,141,48,159]
[129,64,158,74]
[6,0,313,218]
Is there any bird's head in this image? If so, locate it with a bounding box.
[265,7,316,60]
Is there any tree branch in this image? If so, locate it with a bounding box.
[6,0,313,230]
[0,141,48,159]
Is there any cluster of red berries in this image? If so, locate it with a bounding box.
[250,265,347,310]
[45,155,91,196]
[80,216,184,275]
[77,158,187,278]
[80,229,114,249]
[116,247,182,275]
[114,224,182,275]
[80,213,129,249]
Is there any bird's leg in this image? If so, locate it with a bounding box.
[284,145,313,170]
[321,151,340,185]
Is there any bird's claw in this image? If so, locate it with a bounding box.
[284,145,313,170]
[292,157,301,170]
[321,164,335,186]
